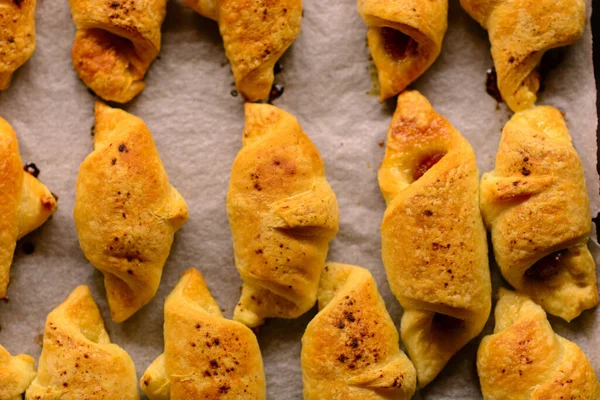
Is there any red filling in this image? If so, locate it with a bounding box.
[381,27,416,61]
[413,153,445,181]
[525,249,567,280]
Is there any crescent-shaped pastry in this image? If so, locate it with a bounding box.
[0,117,57,298]
[141,268,266,400]
[25,285,139,399]
[0,0,36,90]
[357,0,447,101]
[227,103,339,328]
[184,0,302,102]
[477,288,600,399]
[460,0,586,112]
[302,262,417,400]
[378,91,491,387]
[68,0,167,103]
[480,106,597,322]
[74,102,188,322]
[0,344,36,400]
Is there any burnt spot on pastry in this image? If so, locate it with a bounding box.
[13,0,23,7]
[486,67,503,103]
[381,27,417,61]
[525,250,567,280]
[413,152,445,181]
[118,143,128,152]
[24,162,40,178]
[431,313,465,332]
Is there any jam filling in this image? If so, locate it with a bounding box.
[525,249,567,280]
[413,153,445,181]
[381,27,417,61]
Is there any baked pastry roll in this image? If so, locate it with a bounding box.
[68,0,167,103]
[460,0,585,112]
[184,0,302,102]
[0,344,36,400]
[0,117,57,298]
[302,262,417,400]
[141,268,266,400]
[74,102,188,322]
[357,0,447,101]
[480,106,597,322]
[25,285,139,399]
[0,0,36,89]
[227,103,339,328]
[477,289,600,399]
[378,91,491,387]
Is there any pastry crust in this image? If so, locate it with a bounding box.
[357,0,447,101]
[68,0,167,103]
[460,0,585,112]
[0,0,36,90]
[25,285,139,400]
[477,289,600,400]
[184,0,302,101]
[74,102,188,322]
[378,91,491,387]
[480,106,597,322]
[302,262,417,400]
[141,269,266,400]
[0,117,56,298]
[0,344,36,400]
[227,103,339,328]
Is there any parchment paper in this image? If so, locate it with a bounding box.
[0,0,597,399]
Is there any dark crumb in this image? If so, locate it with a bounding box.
[118,144,127,152]
[268,84,284,103]
[91,125,95,136]
[378,141,384,147]
[22,242,35,254]
[486,67,503,103]
[24,162,40,178]
[230,89,238,97]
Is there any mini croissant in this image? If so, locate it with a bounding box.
[0,344,36,400]
[480,106,597,322]
[0,117,56,298]
[0,0,36,89]
[141,269,266,399]
[25,286,139,399]
[74,102,188,322]
[227,103,339,328]
[460,0,585,111]
[184,0,302,101]
[357,0,447,101]
[478,289,600,399]
[379,91,491,387]
[68,0,167,103]
[302,262,417,400]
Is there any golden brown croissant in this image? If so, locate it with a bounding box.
[0,344,36,400]
[141,268,266,400]
[74,102,188,322]
[68,0,167,103]
[0,117,57,298]
[184,0,302,101]
[25,285,139,399]
[357,0,447,101]
[227,103,339,328]
[460,0,585,112]
[378,91,491,387]
[302,262,417,399]
[0,0,35,89]
[480,106,597,322]
[477,288,600,399]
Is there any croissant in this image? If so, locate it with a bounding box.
[477,289,600,399]
[460,0,585,112]
[74,102,188,322]
[227,103,339,328]
[480,106,597,322]
[378,91,491,387]
[0,117,57,298]
[25,285,139,399]
[68,0,167,103]
[141,269,266,399]
[302,262,417,399]
[0,344,36,400]
[184,0,302,102]
[357,0,447,101]
[0,0,36,89]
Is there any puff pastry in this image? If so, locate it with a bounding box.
[378,91,491,387]
[302,262,417,399]
[357,0,447,101]
[0,344,36,400]
[477,288,600,400]
[74,102,188,322]
[0,117,57,298]
[25,285,139,399]
[0,0,36,90]
[480,106,597,322]
[68,0,167,103]
[141,268,266,399]
[185,0,302,102]
[227,103,339,328]
[460,0,585,112]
